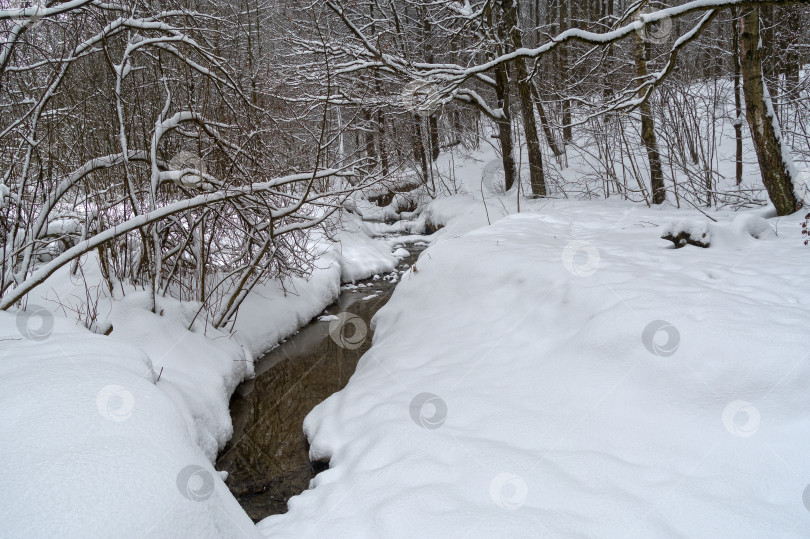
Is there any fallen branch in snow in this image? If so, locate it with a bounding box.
[662,229,711,248]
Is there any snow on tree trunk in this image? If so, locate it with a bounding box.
[739,6,803,216]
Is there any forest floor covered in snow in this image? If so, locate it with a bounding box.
[259,193,810,538]
[4,136,810,538]
[0,214,397,538]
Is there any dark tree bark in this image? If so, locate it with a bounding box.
[739,5,801,215]
[411,115,429,183]
[429,115,440,161]
[731,8,743,186]
[603,0,614,122]
[362,109,377,175]
[499,0,546,196]
[783,6,802,86]
[420,8,441,163]
[530,82,564,157]
[559,0,572,142]
[377,108,389,175]
[493,62,517,192]
[634,25,666,205]
[486,3,517,191]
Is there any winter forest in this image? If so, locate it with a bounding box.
[2,0,810,537]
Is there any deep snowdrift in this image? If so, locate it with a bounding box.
[259,198,810,538]
[0,309,259,538]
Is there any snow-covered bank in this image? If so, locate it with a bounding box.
[1,215,399,538]
[259,197,810,538]
[0,310,259,538]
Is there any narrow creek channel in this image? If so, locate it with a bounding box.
[216,237,427,522]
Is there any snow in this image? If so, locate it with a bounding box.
[5,64,810,537]
[0,167,344,310]
[332,214,398,283]
[762,78,810,207]
[229,261,342,359]
[662,211,777,248]
[259,197,810,538]
[1,213,401,538]
[0,310,259,538]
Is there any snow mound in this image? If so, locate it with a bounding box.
[259,201,810,538]
[0,312,259,538]
[333,214,398,282]
[662,213,776,249]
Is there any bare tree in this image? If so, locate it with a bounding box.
[0,0,378,323]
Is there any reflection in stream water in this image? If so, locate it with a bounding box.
[216,241,425,521]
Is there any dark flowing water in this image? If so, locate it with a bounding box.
[216,240,426,522]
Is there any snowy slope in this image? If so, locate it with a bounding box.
[0,311,259,538]
[1,216,399,538]
[259,198,810,538]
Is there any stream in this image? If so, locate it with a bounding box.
[216,237,427,522]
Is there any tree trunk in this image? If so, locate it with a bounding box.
[731,8,743,186]
[739,6,801,215]
[369,3,387,174]
[377,109,389,174]
[559,0,572,142]
[500,0,546,196]
[421,9,441,163]
[486,4,517,191]
[362,109,377,175]
[634,27,666,204]
[784,6,801,87]
[373,75,389,174]
[603,0,614,123]
[429,114,440,161]
[411,114,429,184]
[494,62,517,192]
[531,82,563,157]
